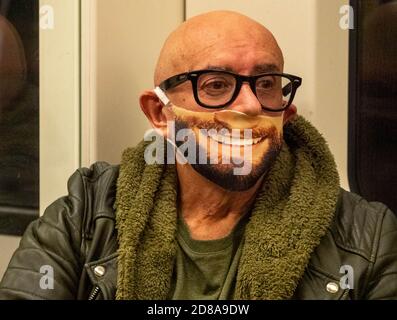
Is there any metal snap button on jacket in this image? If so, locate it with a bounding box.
[93,265,106,277]
[326,282,339,294]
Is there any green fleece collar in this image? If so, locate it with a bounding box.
[114,116,340,300]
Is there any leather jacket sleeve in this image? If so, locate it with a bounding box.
[0,170,86,299]
[364,207,397,299]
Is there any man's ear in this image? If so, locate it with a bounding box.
[283,103,297,125]
[140,90,169,137]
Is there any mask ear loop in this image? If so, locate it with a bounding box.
[152,86,188,165]
[148,86,171,139]
[154,86,170,105]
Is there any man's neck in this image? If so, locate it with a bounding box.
[176,163,263,240]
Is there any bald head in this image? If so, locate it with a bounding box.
[154,10,284,86]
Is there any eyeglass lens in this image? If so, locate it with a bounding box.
[197,72,292,109]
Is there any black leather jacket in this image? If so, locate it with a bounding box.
[0,162,396,300]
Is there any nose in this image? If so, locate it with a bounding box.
[230,82,262,116]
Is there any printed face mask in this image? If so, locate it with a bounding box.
[161,104,285,191]
[153,86,285,190]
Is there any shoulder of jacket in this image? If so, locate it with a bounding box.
[329,188,394,260]
[66,161,120,194]
[75,161,120,182]
[65,162,120,233]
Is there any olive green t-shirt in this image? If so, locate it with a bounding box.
[169,213,248,300]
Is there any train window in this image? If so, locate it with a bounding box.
[349,0,397,214]
[0,1,39,235]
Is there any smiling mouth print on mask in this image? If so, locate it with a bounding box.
[164,104,284,191]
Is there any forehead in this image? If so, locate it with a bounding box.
[184,38,283,74]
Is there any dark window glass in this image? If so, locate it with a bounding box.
[349,0,397,214]
[0,0,39,235]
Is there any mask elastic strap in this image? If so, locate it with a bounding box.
[154,86,170,105]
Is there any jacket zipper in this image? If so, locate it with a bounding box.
[88,285,100,300]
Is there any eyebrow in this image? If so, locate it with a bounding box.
[206,64,281,74]
[253,64,280,73]
[206,65,234,72]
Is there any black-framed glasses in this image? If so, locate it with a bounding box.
[159,69,302,112]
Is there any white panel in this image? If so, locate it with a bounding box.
[81,0,97,167]
[40,0,81,214]
[0,235,20,279]
[313,0,349,190]
[82,0,184,166]
[186,0,349,189]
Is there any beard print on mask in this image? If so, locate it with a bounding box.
[169,105,284,191]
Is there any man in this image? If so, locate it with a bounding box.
[1,10,396,300]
